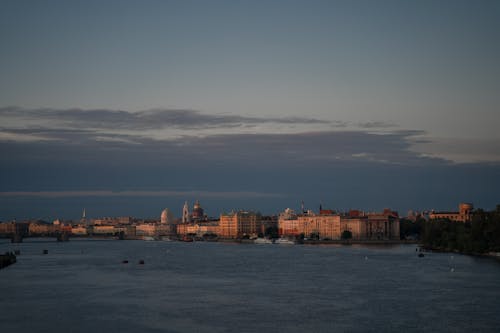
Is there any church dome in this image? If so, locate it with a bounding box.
[160,208,175,224]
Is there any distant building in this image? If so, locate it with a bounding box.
[91,216,132,226]
[278,207,399,240]
[29,222,58,235]
[177,222,220,237]
[219,211,262,238]
[135,224,157,236]
[429,203,473,222]
[92,225,117,235]
[71,226,88,236]
[160,208,175,224]
[0,222,29,236]
[182,201,190,223]
[159,208,177,236]
[191,200,205,222]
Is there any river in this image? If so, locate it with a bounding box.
[1,239,499,332]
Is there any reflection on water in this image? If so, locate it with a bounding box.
[1,239,499,332]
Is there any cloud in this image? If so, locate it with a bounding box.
[0,127,441,169]
[0,106,386,143]
[1,107,497,164]
[0,106,331,131]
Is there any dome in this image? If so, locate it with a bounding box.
[160,208,175,224]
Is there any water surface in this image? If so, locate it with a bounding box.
[1,239,499,332]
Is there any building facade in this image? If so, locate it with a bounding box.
[218,211,262,238]
[429,203,473,222]
[278,208,400,240]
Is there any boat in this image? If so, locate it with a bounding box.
[181,236,194,242]
[274,238,295,245]
[254,238,273,244]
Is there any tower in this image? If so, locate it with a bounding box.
[182,201,190,223]
[80,208,87,225]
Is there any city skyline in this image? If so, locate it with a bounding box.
[1,1,499,220]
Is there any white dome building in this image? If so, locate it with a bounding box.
[160,208,175,224]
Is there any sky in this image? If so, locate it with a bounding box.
[0,0,499,220]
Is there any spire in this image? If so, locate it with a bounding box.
[182,201,190,223]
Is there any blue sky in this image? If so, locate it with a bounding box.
[0,0,499,220]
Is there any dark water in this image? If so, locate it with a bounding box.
[1,239,499,332]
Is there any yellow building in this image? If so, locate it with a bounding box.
[92,225,117,235]
[71,226,88,235]
[429,203,473,222]
[278,208,400,240]
[279,212,342,239]
[219,211,262,238]
[135,224,157,236]
[177,223,220,237]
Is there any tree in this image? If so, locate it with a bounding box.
[309,231,320,240]
[264,226,279,239]
[341,230,352,240]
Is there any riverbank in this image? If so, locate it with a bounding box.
[420,245,500,261]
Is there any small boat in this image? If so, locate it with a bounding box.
[274,238,295,245]
[418,253,425,258]
[254,238,273,244]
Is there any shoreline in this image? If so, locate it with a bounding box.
[419,245,500,261]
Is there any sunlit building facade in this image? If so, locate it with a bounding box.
[278,208,400,240]
[429,203,473,222]
[218,211,262,238]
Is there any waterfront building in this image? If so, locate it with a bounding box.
[92,225,118,235]
[279,210,341,239]
[91,216,133,226]
[219,211,262,238]
[71,226,88,236]
[29,222,59,236]
[429,203,473,222]
[278,207,400,240]
[0,222,29,236]
[135,223,157,237]
[177,222,220,237]
[364,209,400,240]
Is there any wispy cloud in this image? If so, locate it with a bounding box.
[0,106,332,131]
[0,106,387,142]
